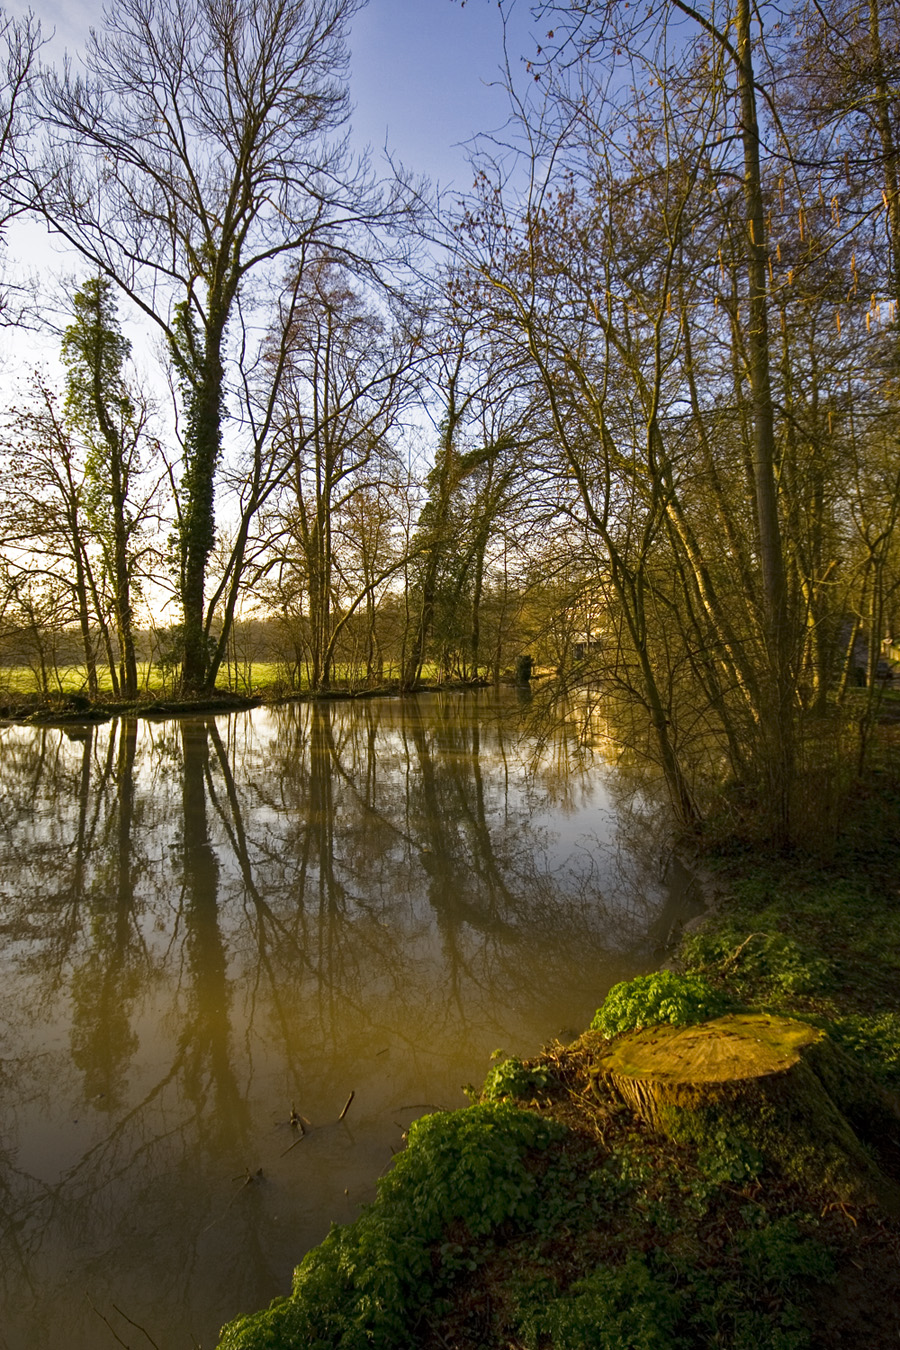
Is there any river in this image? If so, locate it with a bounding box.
[0,690,700,1349]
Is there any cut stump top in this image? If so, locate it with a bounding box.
[596,1013,822,1086]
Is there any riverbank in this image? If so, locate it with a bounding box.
[217,767,900,1349]
[1,688,679,1349]
[0,679,501,724]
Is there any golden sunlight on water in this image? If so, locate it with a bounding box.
[0,691,700,1348]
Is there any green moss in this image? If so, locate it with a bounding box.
[591,970,733,1037]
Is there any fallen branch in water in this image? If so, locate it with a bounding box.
[85,1295,130,1350]
[290,1103,310,1131]
[201,1169,264,1231]
[111,1302,162,1350]
[86,1293,162,1350]
[231,1167,263,1186]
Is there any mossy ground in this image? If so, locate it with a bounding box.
[219,757,900,1349]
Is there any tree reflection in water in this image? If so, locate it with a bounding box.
[0,691,701,1349]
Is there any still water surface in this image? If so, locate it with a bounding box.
[0,691,699,1349]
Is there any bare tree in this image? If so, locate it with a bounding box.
[525,0,793,828]
[0,8,42,324]
[30,0,406,690]
[262,261,420,689]
[0,378,110,693]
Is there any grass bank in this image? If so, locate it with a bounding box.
[0,659,451,704]
[217,766,900,1349]
[0,666,487,723]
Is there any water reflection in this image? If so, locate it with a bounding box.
[0,692,700,1349]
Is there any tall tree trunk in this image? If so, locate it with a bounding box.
[612,556,700,831]
[403,568,437,691]
[111,480,138,697]
[670,0,793,838]
[868,0,900,311]
[180,320,226,692]
[736,0,793,840]
[72,539,99,698]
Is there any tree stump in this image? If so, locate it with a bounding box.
[591,1013,900,1210]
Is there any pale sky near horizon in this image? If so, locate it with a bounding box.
[1,0,540,374]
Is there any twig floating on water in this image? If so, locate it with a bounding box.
[338,1090,355,1121]
[200,1170,262,1233]
[231,1167,262,1186]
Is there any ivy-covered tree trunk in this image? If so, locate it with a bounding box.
[107,441,138,698]
[71,531,100,699]
[174,307,227,692]
[402,383,469,692]
[62,275,145,699]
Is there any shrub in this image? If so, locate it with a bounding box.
[519,1221,833,1350]
[680,926,832,999]
[217,1103,565,1350]
[737,1216,835,1291]
[591,970,733,1037]
[482,1055,550,1102]
[519,1256,686,1350]
[827,1012,900,1088]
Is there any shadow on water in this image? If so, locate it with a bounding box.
[0,690,703,1348]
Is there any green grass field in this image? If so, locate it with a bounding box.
[0,660,281,699]
[0,658,447,700]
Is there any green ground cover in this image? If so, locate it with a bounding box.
[217,765,900,1349]
[0,661,167,696]
[0,659,296,697]
[0,660,446,701]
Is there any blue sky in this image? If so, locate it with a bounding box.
[1,0,540,372]
[7,0,540,188]
[349,0,538,190]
